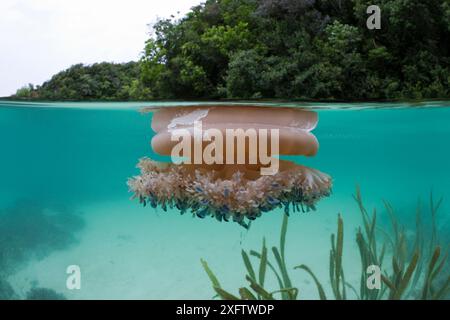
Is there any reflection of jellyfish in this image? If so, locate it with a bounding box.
[128,105,332,228]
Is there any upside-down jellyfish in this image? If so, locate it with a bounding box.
[128,105,332,228]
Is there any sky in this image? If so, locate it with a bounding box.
[0,0,203,97]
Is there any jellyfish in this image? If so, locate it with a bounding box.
[128,105,332,228]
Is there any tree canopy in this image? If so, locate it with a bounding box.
[13,62,150,101]
[13,0,450,101]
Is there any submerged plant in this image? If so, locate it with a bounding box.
[201,214,298,300]
[295,214,346,300]
[363,188,449,300]
[202,188,450,300]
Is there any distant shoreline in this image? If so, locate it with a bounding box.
[2,97,450,104]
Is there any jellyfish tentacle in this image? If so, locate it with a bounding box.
[128,158,332,226]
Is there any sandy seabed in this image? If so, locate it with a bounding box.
[6,195,365,300]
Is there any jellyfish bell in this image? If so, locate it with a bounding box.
[129,104,332,227]
[148,105,318,133]
[150,106,319,162]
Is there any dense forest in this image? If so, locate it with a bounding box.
[13,62,147,101]
[12,0,450,101]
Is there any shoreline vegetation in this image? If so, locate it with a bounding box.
[8,0,450,102]
[4,96,450,104]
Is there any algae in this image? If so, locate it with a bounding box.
[202,187,449,300]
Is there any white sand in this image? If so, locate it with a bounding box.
[8,197,364,300]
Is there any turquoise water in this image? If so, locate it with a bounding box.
[0,101,449,299]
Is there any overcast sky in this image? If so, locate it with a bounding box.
[0,0,203,97]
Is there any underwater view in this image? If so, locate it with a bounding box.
[0,100,449,300]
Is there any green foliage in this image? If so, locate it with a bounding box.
[201,214,299,300]
[14,84,35,99]
[329,214,346,299]
[225,49,266,98]
[378,191,449,300]
[15,62,152,101]
[139,0,450,100]
[202,188,450,300]
[12,0,450,100]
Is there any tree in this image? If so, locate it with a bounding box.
[14,0,450,101]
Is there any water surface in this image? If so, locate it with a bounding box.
[0,101,449,299]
